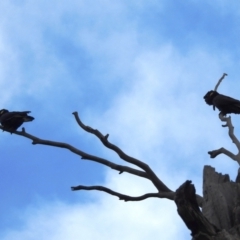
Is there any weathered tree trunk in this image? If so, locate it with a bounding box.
[175,165,240,239]
[202,165,240,239]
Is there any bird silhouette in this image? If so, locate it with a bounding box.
[0,109,34,132]
[204,90,240,115]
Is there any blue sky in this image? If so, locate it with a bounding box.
[0,1,240,239]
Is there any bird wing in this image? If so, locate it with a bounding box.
[12,111,31,114]
[10,111,34,121]
[214,94,240,105]
[0,111,33,123]
[213,94,240,113]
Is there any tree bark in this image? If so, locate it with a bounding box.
[175,180,218,238]
[202,166,240,239]
[175,166,240,239]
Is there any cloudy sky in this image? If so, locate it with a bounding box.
[0,1,240,239]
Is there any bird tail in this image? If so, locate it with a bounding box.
[23,116,34,122]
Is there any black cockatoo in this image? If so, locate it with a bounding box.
[0,109,34,132]
[204,90,240,115]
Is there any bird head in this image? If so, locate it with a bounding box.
[203,90,219,105]
[0,109,9,117]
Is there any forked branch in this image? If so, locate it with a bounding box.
[208,114,240,165]
[0,113,203,205]
[72,111,172,193]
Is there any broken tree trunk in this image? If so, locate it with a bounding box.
[175,165,240,239]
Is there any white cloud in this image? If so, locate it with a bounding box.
[0,43,218,240]
[2,43,234,239]
[2,171,190,240]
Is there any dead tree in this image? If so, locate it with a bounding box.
[1,74,240,239]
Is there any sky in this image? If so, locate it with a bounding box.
[0,1,240,239]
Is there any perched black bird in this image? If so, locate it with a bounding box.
[204,90,240,115]
[0,109,34,132]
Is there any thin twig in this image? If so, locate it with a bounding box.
[214,73,227,91]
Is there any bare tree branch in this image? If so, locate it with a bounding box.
[0,126,149,179]
[0,114,204,205]
[72,112,172,193]
[214,73,228,91]
[72,184,203,206]
[219,114,240,151]
[71,185,174,201]
[207,114,240,164]
[0,126,172,192]
[208,148,238,160]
